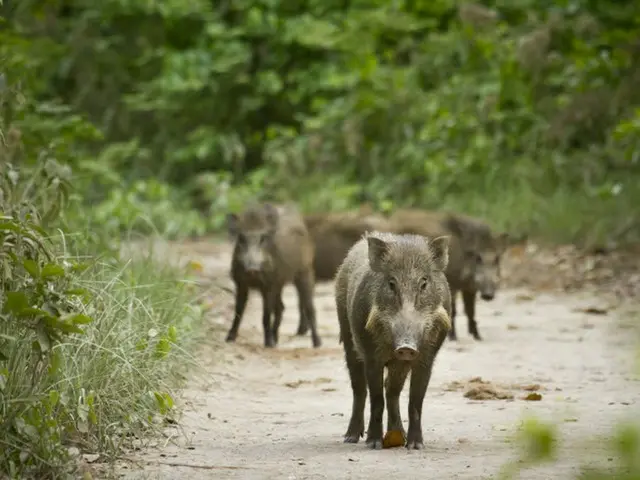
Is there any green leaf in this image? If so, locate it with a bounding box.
[0,221,21,233]
[3,291,29,315]
[614,423,640,465]
[167,325,178,343]
[55,322,85,334]
[36,324,52,353]
[88,406,98,425]
[14,417,39,440]
[49,390,60,407]
[23,259,40,279]
[19,307,53,319]
[518,417,556,462]
[48,350,62,376]
[64,288,88,296]
[42,315,85,334]
[154,338,171,359]
[135,338,148,351]
[41,263,65,279]
[153,391,175,415]
[60,313,93,325]
[70,263,91,273]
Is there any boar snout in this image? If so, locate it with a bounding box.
[241,248,266,274]
[476,265,500,301]
[243,263,262,274]
[392,321,422,361]
[394,344,419,361]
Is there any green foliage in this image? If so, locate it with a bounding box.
[500,323,640,480]
[0,60,204,478]
[4,0,640,243]
[2,1,639,476]
[91,178,207,238]
[48,251,203,453]
[0,163,204,477]
[0,162,91,475]
[499,416,640,480]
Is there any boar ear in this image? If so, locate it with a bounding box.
[263,203,279,230]
[226,213,239,237]
[442,214,464,238]
[495,232,510,254]
[367,236,390,271]
[430,235,450,272]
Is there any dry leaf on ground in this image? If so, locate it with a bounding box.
[522,392,543,401]
[574,306,608,315]
[464,385,514,400]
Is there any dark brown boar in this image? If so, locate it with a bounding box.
[225,202,321,348]
[304,211,393,282]
[388,209,510,341]
[296,210,392,336]
[334,231,452,450]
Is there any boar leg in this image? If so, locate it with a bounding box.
[260,288,276,348]
[462,289,482,340]
[271,289,286,346]
[365,360,385,449]
[407,334,446,450]
[448,288,459,341]
[295,270,322,348]
[225,282,249,342]
[294,281,309,336]
[385,361,411,440]
[338,299,366,443]
[342,345,367,443]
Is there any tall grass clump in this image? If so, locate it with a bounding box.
[0,136,204,477]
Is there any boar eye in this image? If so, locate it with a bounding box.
[475,255,483,265]
[419,277,428,291]
[388,278,397,292]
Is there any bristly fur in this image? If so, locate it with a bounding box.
[333,229,452,449]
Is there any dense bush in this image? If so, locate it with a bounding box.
[0,153,204,479]
[3,0,640,244]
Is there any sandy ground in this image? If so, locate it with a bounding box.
[113,240,640,480]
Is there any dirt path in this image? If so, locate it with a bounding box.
[117,240,639,480]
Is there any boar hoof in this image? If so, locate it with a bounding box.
[406,440,425,450]
[406,431,424,450]
[343,433,361,444]
[447,331,457,341]
[264,337,276,348]
[296,325,309,336]
[344,423,364,443]
[365,437,383,450]
[312,335,322,348]
[225,331,237,343]
[471,331,483,341]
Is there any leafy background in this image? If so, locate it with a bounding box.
[1,0,639,477]
[3,0,640,244]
